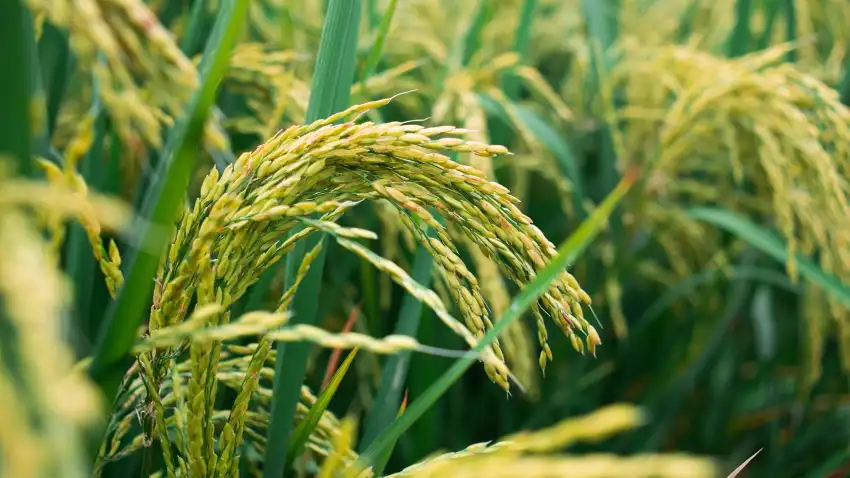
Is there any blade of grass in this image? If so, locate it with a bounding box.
[321,304,361,391]
[728,0,753,57]
[262,1,363,476]
[367,0,380,28]
[359,231,437,453]
[372,390,408,475]
[180,0,235,175]
[354,167,639,472]
[582,0,618,71]
[675,0,701,44]
[462,0,494,66]
[687,207,850,306]
[87,0,250,405]
[38,22,73,136]
[286,348,359,469]
[784,0,796,63]
[0,0,34,177]
[24,9,50,161]
[582,0,620,205]
[503,0,538,99]
[490,0,538,149]
[180,0,214,56]
[757,0,782,50]
[358,0,399,84]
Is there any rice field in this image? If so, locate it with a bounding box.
[1,0,850,476]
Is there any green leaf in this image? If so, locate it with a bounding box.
[87,0,250,405]
[782,0,796,63]
[462,0,494,66]
[262,1,363,476]
[502,0,538,99]
[675,0,701,43]
[38,22,73,136]
[0,0,34,177]
[359,0,399,83]
[353,168,638,472]
[581,0,618,72]
[372,390,408,475]
[687,207,850,306]
[180,0,214,56]
[728,0,752,57]
[756,0,781,50]
[286,348,359,469]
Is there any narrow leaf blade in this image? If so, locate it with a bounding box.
[687,207,850,306]
[88,0,250,404]
[286,348,359,468]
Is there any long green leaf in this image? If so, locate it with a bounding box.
[687,207,850,306]
[38,22,73,136]
[286,348,359,469]
[359,0,399,83]
[0,0,34,177]
[462,0,494,66]
[262,1,363,476]
[490,0,538,151]
[88,0,250,404]
[354,168,638,471]
[180,0,213,56]
[728,0,752,57]
[756,0,782,50]
[25,9,50,161]
[675,0,701,43]
[371,391,408,475]
[784,0,796,63]
[503,0,538,99]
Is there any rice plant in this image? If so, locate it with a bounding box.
[3,0,850,477]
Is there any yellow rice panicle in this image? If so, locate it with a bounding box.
[603,43,850,377]
[150,96,594,393]
[387,404,717,478]
[24,0,228,154]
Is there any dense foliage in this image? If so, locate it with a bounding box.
[2,0,850,477]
